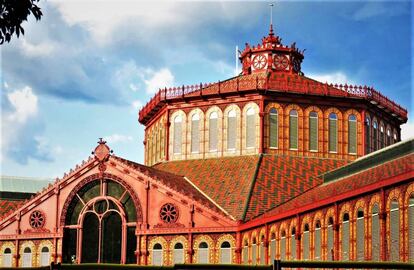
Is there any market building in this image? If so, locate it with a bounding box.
[0,24,412,267]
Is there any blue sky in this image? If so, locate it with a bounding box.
[1,1,412,178]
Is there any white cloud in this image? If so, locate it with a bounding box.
[104,134,133,144]
[7,86,38,123]
[20,38,56,57]
[307,71,356,85]
[401,121,414,141]
[131,100,143,111]
[143,68,175,94]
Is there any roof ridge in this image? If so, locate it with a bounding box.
[242,154,263,221]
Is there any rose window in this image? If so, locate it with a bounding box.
[273,54,289,70]
[29,210,45,228]
[252,54,267,70]
[160,203,178,223]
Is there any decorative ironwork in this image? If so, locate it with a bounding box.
[160,203,178,223]
[29,210,45,229]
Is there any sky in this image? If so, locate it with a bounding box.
[1,0,413,179]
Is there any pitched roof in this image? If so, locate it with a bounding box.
[110,156,227,216]
[154,155,260,221]
[0,199,24,220]
[243,155,348,221]
[0,175,53,193]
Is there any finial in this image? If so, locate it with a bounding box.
[98,137,106,145]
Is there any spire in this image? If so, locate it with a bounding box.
[269,3,274,37]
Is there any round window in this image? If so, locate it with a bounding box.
[29,210,45,229]
[160,203,178,223]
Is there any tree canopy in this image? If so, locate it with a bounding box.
[0,0,43,44]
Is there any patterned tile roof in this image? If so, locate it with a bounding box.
[154,155,260,220]
[243,155,348,221]
[0,199,24,220]
[111,156,225,216]
[262,152,413,218]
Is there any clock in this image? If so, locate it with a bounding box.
[292,58,301,72]
[273,54,289,70]
[252,54,267,70]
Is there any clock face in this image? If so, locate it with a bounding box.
[273,54,289,70]
[293,58,301,72]
[252,54,267,70]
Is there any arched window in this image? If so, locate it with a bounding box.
[173,243,184,264]
[152,243,163,266]
[227,110,237,150]
[40,246,50,266]
[259,235,265,264]
[342,213,350,260]
[373,121,378,151]
[365,117,371,154]
[328,113,338,152]
[220,241,231,264]
[269,108,278,148]
[390,200,399,261]
[309,111,318,151]
[209,112,218,152]
[393,131,398,143]
[302,224,310,260]
[289,110,298,150]
[356,209,364,261]
[173,115,182,154]
[280,230,286,260]
[242,240,249,264]
[246,107,256,148]
[2,248,12,267]
[269,232,276,263]
[348,115,357,154]
[251,238,257,265]
[290,227,296,260]
[22,247,32,267]
[191,114,200,153]
[198,242,209,264]
[372,204,380,261]
[387,129,391,146]
[409,194,414,261]
[314,221,321,260]
[380,125,385,149]
[327,217,334,260]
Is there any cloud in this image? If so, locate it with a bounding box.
[1,87,54,164]
[353,2,408,21]
[131,100,143,111]
[20,38,57,57]
[401,121,414,141]
[307,71,356,85]
[143,68,175,94]
[104,134,133,144]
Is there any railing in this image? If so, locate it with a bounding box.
[138,74,407,124]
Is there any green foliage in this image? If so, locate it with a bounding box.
[0,0,42,44]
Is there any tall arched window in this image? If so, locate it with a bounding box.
[198,242,209,264]
[280,230,286,260]
[314,221,321,260]
[242,240,249,264]
[373,121,378,151]
[173,115,182,154]
[40,246,50,266]
[152,243,163,266]
[2,248,12,267]
[290,227,296,260]
[348,115,357,154]
[22,247,32,267]
[328,113,338,152]
[302,224,310,260]
[209,112,218,152]
[390,200,399,261]
[393,132,398,143]
[342,213,350,260]
[191,114,200,153]
[365,117,371,154]
[409,194,414,261]
[227,110,237,150]
[269,108,278,148]
[327,217,334,260]
[371,204,380,261]
[220,241,231,264]
[380,125,385,149]
[289,110,298,150]
[309,111,318,151]
[246,107,256,148]
[386,129,391,146]
[259,235,265,264]
[173,243,184,264]
[251,238,257,265]
[269,232,276,263]
[356,209,365,261]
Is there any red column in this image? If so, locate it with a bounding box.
[236,231,242,264]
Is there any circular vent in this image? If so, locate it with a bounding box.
[160,203,178,223]
[29,210,45,229]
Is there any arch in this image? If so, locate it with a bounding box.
[205,106,223,155]
[372,118,379,151]
[279,222,288,260]
[343,109,361,155]
[365,115,371,154]
[324,108,343,154]
[250,230,259,265]
[242,233,250,264]
[216,234,236,264]
[193,235,214,264]
[265,103,283,150]
[169,110,186,157]
[1,242,15,267]
[258,228,266,265]
[387,189,403,261]
[304,106,323,153]
[38,240,53,266]
[379,121,385,149]
[386,125,392,146]
[313,211,323,260]
[170,235,188,264]
[148,236,168,266]
[188,108,204,156]
[301,215,312,260]
[324,208,336,260]
[242,102,260,152]
[368,194,381,261]
[288,219,298,260]
[339,203,352,261]
[404,184,414,262]
[284,104,303,151]
[223,104,241,154]
[268,225,278,262]
[354,199,367,261]
[19,241,35,267]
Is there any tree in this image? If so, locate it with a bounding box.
[0,0,42,44]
